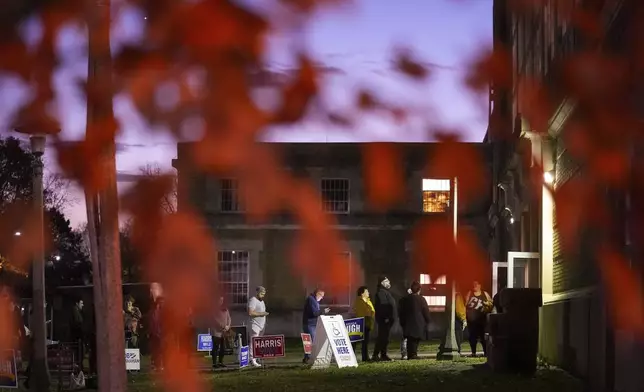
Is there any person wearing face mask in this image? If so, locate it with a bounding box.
[301,288,330,364]
[372,276,396,361]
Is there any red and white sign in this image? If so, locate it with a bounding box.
[301,333,312,355]
[251,335,285,358]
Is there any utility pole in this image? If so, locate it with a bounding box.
[86,0,127,389]
[438,177,460,360]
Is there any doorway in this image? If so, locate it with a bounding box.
[492,252,540,297]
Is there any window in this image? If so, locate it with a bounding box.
[321,179,350,213]
[422,179,450,213]
[220,179,243,212]
[217,251,249,306]
[424,296,447,307]
[419,274,446,285]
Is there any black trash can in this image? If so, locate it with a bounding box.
[488,288,542,375]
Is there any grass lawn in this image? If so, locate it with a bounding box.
[127,357,583,392]
[192,338,441,367]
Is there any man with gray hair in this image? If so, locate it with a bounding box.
[247,286,269,367]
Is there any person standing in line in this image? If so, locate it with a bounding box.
[493,286,505,314]
[439,289,467,354]
[211,296,232,369]
[70,298,85,372]
[372,276,396,362]
[465,281,493,357]
[148,296,165,371]
[352,286,375,362]
[248,286,269,367]
[400,287,412,360]
[398,282,431,360]
[123,295,142,348]
[301,289,330,364]
[455,291,467,354]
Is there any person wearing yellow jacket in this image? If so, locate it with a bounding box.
[352,286,375,362]
[437,290,467,355]
[455,291,467,354]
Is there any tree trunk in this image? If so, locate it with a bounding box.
[86,0,127,390]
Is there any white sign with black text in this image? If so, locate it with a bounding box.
[125,349,141,371]
[310,315,358,369]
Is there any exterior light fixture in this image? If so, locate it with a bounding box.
[544,171,554,185]
[14,231,21,236]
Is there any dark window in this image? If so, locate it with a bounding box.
[320,179,350,213]
[220,179,243,212]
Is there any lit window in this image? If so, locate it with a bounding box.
[434,275,446,284]
[321,179,350,213]
[422,179,450,213]
[217,251,249,305]
[418,274,446,284]
[423,296,447,306]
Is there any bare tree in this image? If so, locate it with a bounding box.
[44,171,78,211]
[138,163,177,214]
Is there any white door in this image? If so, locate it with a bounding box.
[492,252,540,297]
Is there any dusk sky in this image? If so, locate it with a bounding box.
[0,0,492,228]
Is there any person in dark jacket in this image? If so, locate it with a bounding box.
[398,282,431,360]
[70,298,85,372]
[302,289,330,364]
[372,275,396,361]
[148,296,165,371]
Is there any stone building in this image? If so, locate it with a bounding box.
[489,1,643,391]
[173,142,491,337]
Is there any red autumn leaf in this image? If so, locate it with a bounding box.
[425,131,487,205]
[362,143,404,210]
[393,50,430,80]
[464,47,512,93]
[272,54,318,125]
[598,249,644,339]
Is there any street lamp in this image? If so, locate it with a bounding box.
[438,177,460,360]
[14,130,50,391]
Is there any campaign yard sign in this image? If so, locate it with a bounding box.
[301,333,312,355]
[0,350,18,389]
[197,334,213,352]
[125,349,141,371]
[251,335,285,359]
[344,317,365,342]
[225,325,248,355]
[239,346,250,368]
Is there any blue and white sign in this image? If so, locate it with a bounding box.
[0,350,18,389]
[344,317,365,342]
[239,346,249,368]
[125,349,141,371]
[197,334,213,352]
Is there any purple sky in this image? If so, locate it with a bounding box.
[0,0,492,228]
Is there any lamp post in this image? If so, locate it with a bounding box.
[438,177,460,360]
[28,134,51,391]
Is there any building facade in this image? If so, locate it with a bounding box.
[173,142,491,337]
[490,1,643,391]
